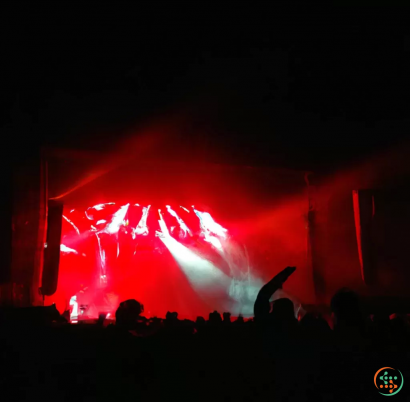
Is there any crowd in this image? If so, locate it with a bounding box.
[0,267,409,401]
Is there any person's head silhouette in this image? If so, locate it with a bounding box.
[331,288,362,328]
[115,299,144,329]
[271,298,295,324]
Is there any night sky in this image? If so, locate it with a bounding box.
[3,3,410,172]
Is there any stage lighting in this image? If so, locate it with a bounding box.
[60,244,79,254]
[158,212,170,237]
[160,235,229,289]
[105,204,130,235]
[135,205,150,235]
[85,202,116,220]
[95,233,106,281]
[203,233,223,251]
[166,205,192,237]
[193,208,227,239]
[62,215,80,235]
[59,201,264,319]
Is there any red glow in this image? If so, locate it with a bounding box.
[46,166,313,318]
[50,203,272,319]
[60,244,79,254]
[352,190,364,281]
[104,204,129,235]
[166,205,192,237]
[62,215,80,235]
[193,207,228,239]
[134,205,150,236]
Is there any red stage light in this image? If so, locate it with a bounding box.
[52,201,305,321]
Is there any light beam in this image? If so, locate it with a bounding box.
[135,205,150,236]
[62,215,80,235]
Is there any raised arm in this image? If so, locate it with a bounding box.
[254,267,296,318]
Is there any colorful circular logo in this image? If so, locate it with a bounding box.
[374,367,404,396]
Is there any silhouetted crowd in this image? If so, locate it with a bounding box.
[0,268,409,401]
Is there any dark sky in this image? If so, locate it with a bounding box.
[3,3,410,172]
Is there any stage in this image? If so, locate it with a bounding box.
[45,162,315,320]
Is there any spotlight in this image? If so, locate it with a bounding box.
[135,205,150,235]
[166,205,192,237]
[158,213,170,237]
[63,215,80,235]
[159,236,229,289]
[193,207,227,239]
[60,244,79,254]
[92,202,115,211]
[155,230,165,238]
[105,204,130,235]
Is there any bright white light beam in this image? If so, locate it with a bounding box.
[160,235,230,290]
[60,244,79,254]
[166,205,192,237]
[62,215,80,235]
[104,204,130,235]
[85,202,116,219]
[193,208,228,239]
[135,205,150,236]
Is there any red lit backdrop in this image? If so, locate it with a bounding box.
[46,163,315,320]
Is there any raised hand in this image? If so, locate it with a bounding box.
[271,267,296,287]
[254,267,296,318]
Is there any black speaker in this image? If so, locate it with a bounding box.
[41,200,64,296]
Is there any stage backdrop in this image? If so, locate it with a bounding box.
[310,142,410,304]
[45,161,315,319]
